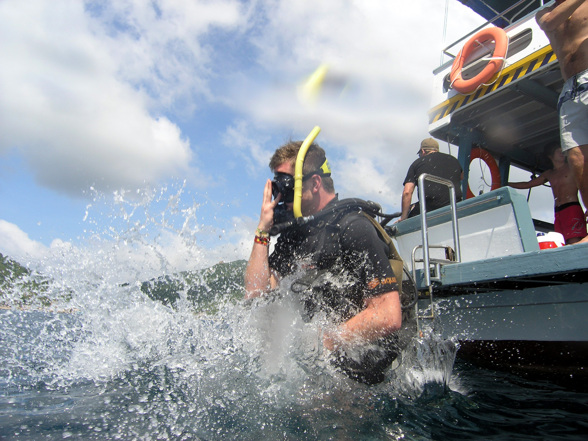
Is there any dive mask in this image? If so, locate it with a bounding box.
[271,160,331,204]
[271,172,295,203]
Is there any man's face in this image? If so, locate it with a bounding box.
[274,162,295,210]
[273,162,315,215]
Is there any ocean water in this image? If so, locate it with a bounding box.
[2,192,587,441]
[2,294,588,441]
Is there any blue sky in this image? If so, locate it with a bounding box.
[0,0,554,276]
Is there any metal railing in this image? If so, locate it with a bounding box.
[439,0,542,67]
[412,173,461,331]
[415,173,461,288]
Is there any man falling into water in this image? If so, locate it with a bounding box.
[537,0,588,243]
[244,141,402,384]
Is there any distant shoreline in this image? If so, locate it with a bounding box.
[0,305,78,314]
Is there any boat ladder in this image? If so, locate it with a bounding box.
[411,173,461,334]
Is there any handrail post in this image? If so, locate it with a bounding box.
[417,173,462,287]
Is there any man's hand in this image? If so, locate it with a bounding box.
[244,179,282,299]
[257,179,280,233]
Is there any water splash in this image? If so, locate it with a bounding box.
[0,186,462,440]
[393,329,459,400]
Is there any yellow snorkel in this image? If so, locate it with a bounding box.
[293,126,321,219]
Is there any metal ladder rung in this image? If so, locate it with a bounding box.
[413,246,457,283]
[428,258,454,265]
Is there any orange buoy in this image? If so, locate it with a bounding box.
[466,147,501,198]
[450,27,508,94]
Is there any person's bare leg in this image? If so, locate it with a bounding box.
[567,145,588,244]
[567,145,588,206]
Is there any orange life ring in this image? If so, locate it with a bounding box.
[466,147,501,199]
[450,27,508,94]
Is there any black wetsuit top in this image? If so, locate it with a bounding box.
[268,197,400,384]
[403,151,463,215]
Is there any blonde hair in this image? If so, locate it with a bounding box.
[269,140,335,193]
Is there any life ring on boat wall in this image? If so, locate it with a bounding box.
[450,27,508,94]
[466,147,501,199]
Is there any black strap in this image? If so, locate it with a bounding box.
[554,201,582,213]
[557,82,588,113]
[270,198,394,236]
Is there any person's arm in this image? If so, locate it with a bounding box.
[400,182,415,221]
[508,173,548,190]
[323,215,402,350]
[536,0,586,32]
[323,291,402,350]
[244,179,280,299]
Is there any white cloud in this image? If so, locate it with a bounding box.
[86,0,246,109]
[236,0,484,132]
[0,220,49,261]
[5,0,533,259]
[0,0,247,197]
[222,120,274,176]
[335,155,398,212]
[219,0,486,208]
[0,215,248,283]
[0,0,486,204]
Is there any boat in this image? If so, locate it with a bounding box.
[388,0,588,380]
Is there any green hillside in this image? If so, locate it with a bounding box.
[0,253,53,308]
[140,260,247,312]
[1,253,247,312]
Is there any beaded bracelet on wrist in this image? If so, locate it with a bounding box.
[255,228,270,238]
[254,235,270,246]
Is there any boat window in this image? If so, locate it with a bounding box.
[503,28,532,59]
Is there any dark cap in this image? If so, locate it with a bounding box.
[419,138,439,152]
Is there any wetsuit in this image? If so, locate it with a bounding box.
[269,197,400,384]
[403,151,463,217]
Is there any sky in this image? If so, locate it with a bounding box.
[0,0,555,277]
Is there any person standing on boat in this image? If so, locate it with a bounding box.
[537,0,588,243]
[244,140,403,384]
[508,143,587,244]
[399,138,463,221]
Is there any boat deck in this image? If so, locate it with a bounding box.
[414,244,588,295]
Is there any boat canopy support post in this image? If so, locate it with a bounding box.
[456,127,482,198]
[499,155,511,187]
[454,127,511,189]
